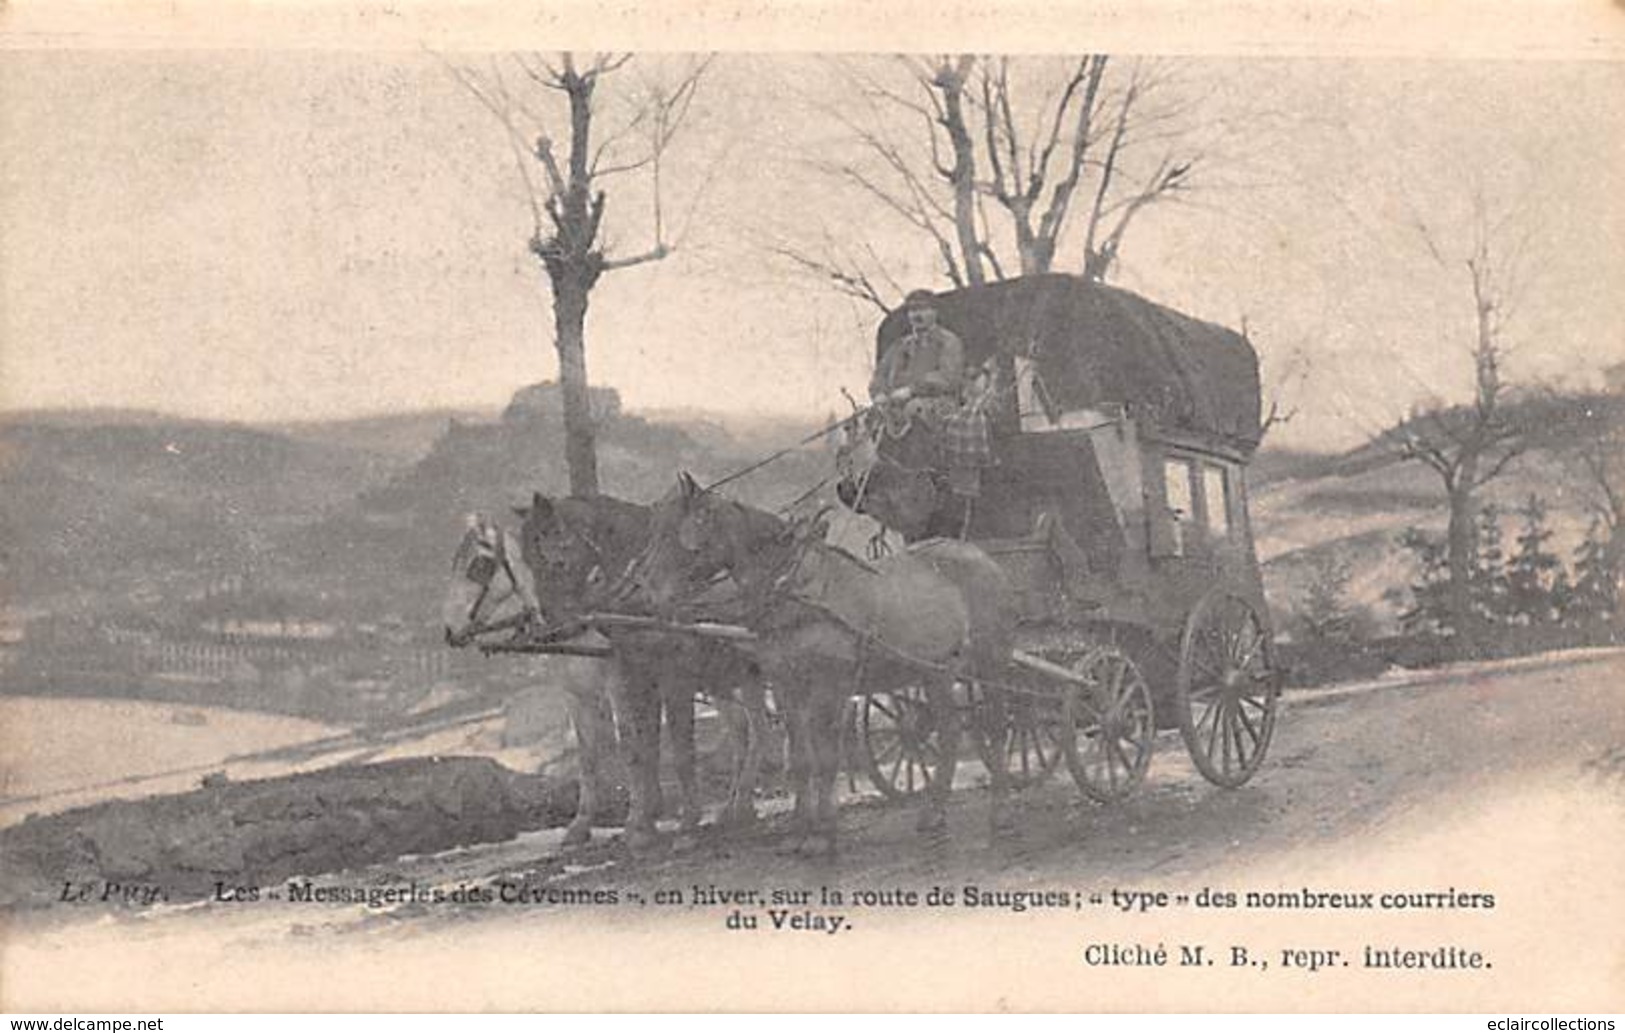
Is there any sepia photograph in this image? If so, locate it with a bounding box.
[1,1,1622,1013]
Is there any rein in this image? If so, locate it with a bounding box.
[704,411,864,493]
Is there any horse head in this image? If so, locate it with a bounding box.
[632,473,725,616]
[442,513,540,647]
[513,491,602,612]
[635,472,824,618]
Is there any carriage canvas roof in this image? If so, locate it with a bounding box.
[876,275,1263,454]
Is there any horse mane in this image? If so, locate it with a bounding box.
[715,496,885,584]
[556,494,655,573]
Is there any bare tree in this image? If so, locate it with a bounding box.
[1254,330,1310,441]
[447,53,710,496]
[1566,394,1625,596]
[776,54,1202,303]
[1382,220,1535,640]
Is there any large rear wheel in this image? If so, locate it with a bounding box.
[1175,591,1280,788]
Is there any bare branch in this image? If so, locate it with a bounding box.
[766,241,894,314]
[433,53,549,239]
[1029,57,1091,203]
[1036,55,1107,249]
[590,53,634,79]
[600,243,672,271]
[532,135,568,197]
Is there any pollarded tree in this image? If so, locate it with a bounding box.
[448,53,711,496]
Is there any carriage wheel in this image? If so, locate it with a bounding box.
[859,686,947,800]
[1175,591,1280,789]
[966,682,1063,789]
[1058,645,1156,803]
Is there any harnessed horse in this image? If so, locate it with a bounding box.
[515,492,771,845]
[632,473,1021,856]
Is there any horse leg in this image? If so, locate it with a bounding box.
[807,687,845,858]
[613,669,662,853]
[780,690,814,854]
[717,695,747,826]
[917,676,958,837]
[978,683,1016,835]
[665,677,700,838]
[728,680,768,828]
[562,687,606,847]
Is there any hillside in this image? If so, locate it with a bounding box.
[313,386,832,617]
[0,414,400,608]
[4,389,1615,659]
[0,391,834,635]
[265,409,497,462]
[1254,436,1610,635]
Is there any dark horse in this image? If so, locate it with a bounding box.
[633,473,1020,856]
[515,492,770,850]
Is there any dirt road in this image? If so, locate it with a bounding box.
[7,652,1623,1012]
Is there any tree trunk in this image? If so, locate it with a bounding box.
[552,275,599,497]
[1445,482,1477,643]
[937,59,987,287]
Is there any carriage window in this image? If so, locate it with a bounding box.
[1164,459,1195,519]
[1202,464,1231,538]
[1162,458,1196,556]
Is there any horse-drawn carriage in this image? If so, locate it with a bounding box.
[842,273,1279,805]
[446,272,1279,854]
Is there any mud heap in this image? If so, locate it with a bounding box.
[0,756,616,907]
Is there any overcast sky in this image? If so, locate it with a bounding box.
[2,48,1621,450]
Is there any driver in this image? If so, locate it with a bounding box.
[869,290,966,422]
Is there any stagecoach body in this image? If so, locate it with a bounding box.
[849,274,1279,800]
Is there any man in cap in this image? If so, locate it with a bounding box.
[868,289,966,415]
[865,289,994,536]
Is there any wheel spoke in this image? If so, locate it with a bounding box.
[1191,645,1224,681]
[1186,680,1223,704]
[1106,736,1133,780]
[1234,699,1262,751]
[1107,656,1126,699]
[1202,697,1222,760]
[1233,621,1264,671]
[870,734,903,766]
